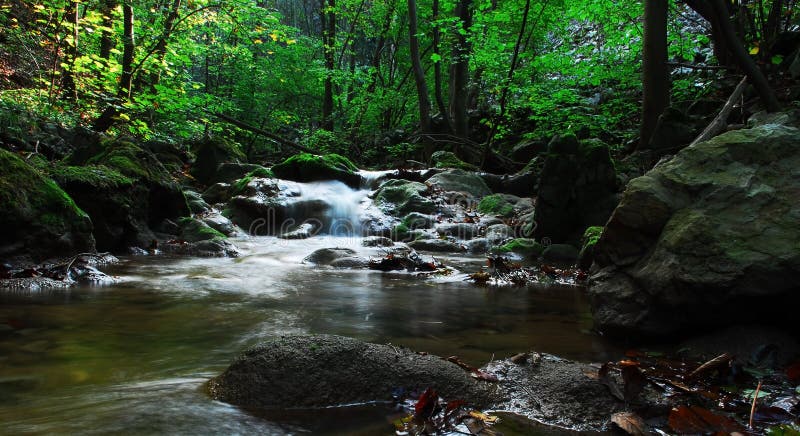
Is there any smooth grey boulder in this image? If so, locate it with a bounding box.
[426,169,492,200]
[303,248,357,265]
[435,223,479,240]
[373,179,436,216]
[408,239,465,252]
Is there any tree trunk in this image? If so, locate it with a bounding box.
[408,0,432,133]
[99,0,117,60]
[640,0,670,148]
[93,2,135,132]
[134,0,182,91]
[432,0,450,131]
[119,2,135,99]
[61,1,79,101]
[321,0,336,130]
[708,0,780,112]
[449,0,472,139]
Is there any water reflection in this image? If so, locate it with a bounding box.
[0,236,617,434]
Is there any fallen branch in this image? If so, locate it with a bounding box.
[689,76,748,147]
[667,62,734,71]
[63,252,112,281]
[749,380,762,429]
[207,111,315,154]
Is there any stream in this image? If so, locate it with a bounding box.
[0,176,620,434]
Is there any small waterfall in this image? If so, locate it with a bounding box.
[296,180,371,236]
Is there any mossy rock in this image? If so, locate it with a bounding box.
[214,163,270,184]
[374,179,436,216]
[493,238,544,257]
[426,169,492,199]
[402,212,434,229]
[271,153,360,187]
[64,139,188,250]
[542,244,579,262]
[431,150,478,171]
[189,136,246,185]
[578,226,603,270]
[477,194,515,218]
[179,217,226,243]
[0,149,95,259]
[231,167,275,196]
[547,133,580,155]
[49,163,134,189]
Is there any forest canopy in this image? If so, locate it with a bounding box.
[0,0,796,166]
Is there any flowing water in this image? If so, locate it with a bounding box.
[0,178,620,435]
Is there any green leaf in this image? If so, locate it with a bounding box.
[741,388,770,400]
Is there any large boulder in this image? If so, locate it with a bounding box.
[189,136,246,185]
[271,153,361,188]
[64,139,189,250]
[588,123,800,337]
[207,335,498,409]
[0,149,95,260]
[533,135,618,245]
[425,169,492,201]
[430,150,478,170]
[373,179,436,216]
[226,178,331,235]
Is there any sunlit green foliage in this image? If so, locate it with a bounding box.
[1,0,784,162]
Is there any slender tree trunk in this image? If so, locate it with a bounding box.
[93,2,135,132]
[321,0,336,130]
[61,1,79,101]
[482,0,533,167]
[708,0,780,112]
[134,0,181,91]
[119,3,135,99]
[432,0,450,131]
[449,0,472,139]
[408,0,432,133]
[99,0,117,60]
[640,0,670,148]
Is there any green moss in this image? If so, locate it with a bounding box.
[431,151,478,170]
[84,139,172,185]
[582,226,604,248]
[277,152,357,172]
[478,194,515,217]
[248,167,275,178]
[231,167,275,195]
[179,217,226,242]
[374,179,436,216]
[50,163,134,189]
[0,149,92,251]
[493,238,544,257]
[189,136,246,184]
[272,152,359,185]
[391,222,411,241]
[375,179,427,204]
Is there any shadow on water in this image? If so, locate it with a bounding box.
[0,236,619,434]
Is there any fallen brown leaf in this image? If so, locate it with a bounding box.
[611,411,650,435]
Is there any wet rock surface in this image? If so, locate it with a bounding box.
[303,248,358,265]
[208,335,499,409]
[589,123,800,337]
[533,135,618,245]
[209,335,685,432]
[425,168,492,201]
[486,354,626,431]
